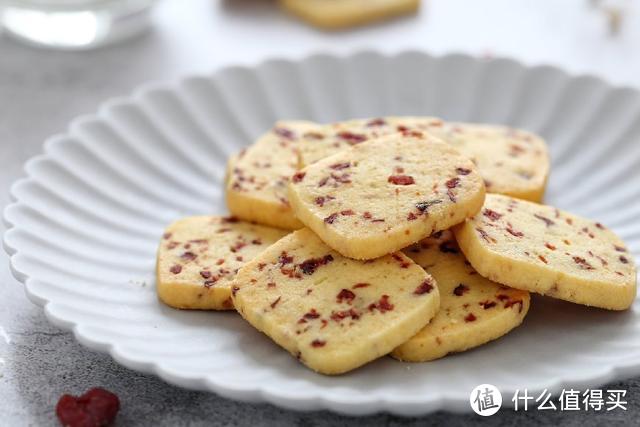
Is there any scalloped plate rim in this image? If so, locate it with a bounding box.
[3,50,640,416]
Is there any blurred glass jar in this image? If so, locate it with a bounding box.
[0,0,156,50]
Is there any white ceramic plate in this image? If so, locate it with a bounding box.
[4,51,640,416]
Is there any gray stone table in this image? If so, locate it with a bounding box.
[1,1,639,425]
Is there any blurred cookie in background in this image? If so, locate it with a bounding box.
[279,0,420,30]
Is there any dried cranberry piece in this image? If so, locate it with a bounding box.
[299,255,333,275]
[445,177,460,189]
[337,131,367,144]
[400,129,423,138]
[480,301,497,309]
[353,283,370,289]
[273,127,295,140]
[330,308,360,322]
[299,259,319,275]
[533,213,555,227]
[378,295,394,312]
[270,296,281,309]
[56,388,120,427]
[504,299,524,312]
[391,253,412,268]
[337,289,356,304]
[180,251,197,261]
[300,309,321,322]
[476,227,495,243]
[453,284,469,296]
[366,118,386,127]
[330,162,351,170]
[330,172,352,184]
[506,226,524,237]
[483,209,503,221]
[573,256,594,270]
[368,295,394,313]
[388,175,415,185]
[414,279,434,295]
[324,213,338,224]
[278,252,294,266]
[291,171,306,183]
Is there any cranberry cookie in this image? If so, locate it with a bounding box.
[231,228,440,374]
[454,194,637,310]
[288,132,485,259]
[157,216,288,310]
[393,231,530,362]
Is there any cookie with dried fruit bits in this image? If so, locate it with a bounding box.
[297,116,444,167]
[226,120,322,230]
[288,132,485,259]
[156,216,288,310]
[278,0,420,30]
[428,123,550,202]
[393,231,530,362]
[454,194,637,310]
[231,228,440,375]
[298,118,548,202]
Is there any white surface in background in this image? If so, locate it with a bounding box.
[148,0,639,87]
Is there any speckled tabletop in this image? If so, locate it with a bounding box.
[1,1,640,425]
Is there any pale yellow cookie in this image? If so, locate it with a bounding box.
[298,118,549,202]
[226,121,322,230]
[231,228,440,375]
[297,116,444,167]
[224,153,238,186]
[156,216,288,310]
[454,194,637,310]
[428,123,550,202]
[392,231,530,362]
[288,133,486,259]
[279,0,420,30]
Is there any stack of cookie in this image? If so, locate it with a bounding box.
[156,117,637,375]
